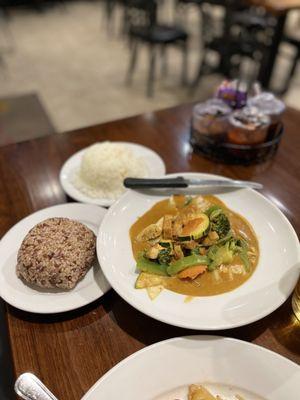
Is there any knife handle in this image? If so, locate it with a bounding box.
[124,177,188,188]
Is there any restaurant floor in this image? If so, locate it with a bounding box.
[0,0,300,133]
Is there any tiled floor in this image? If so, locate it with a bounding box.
[0,1,299,133]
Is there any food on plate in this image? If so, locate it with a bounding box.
[189,384,216,400]
[188,384,244,400]
[17,217,96,289]
[156,383,251,400]
[130,195,258,299]
[73,141,148,199]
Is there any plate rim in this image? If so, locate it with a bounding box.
[59,141,166,207]
[0,202,110,314]
[97,172,300,330]
[82,334,300,400]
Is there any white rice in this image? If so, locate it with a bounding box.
[73,142,148,199]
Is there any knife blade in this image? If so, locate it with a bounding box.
[123,177,263,190]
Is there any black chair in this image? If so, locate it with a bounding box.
[0,4,14,67]
[192,1,276,88]
[125,0,189,96]
[101,0,125,34]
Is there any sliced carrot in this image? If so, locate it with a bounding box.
[178,265,207,280]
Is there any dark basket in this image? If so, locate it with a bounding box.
[190,122,284,165]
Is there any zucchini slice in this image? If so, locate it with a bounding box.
[178,213,210,241]
[159,240,173,249]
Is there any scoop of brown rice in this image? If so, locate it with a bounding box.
[17,217,96,290]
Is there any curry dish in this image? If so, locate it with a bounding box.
[130,195,259,299]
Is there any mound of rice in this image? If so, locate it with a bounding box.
[17,217,96,290]
[73,142,148,199]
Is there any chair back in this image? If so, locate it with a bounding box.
[200,3,224,45]
[200,1,274,47]
[124,0,157,28]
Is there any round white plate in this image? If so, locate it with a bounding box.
[97,172,300,330]
[59,141,166,207]
[0,203,110,314]
[82,335,300,400]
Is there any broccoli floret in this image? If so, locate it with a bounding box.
[228,238,250,271]
[191,247,200,256]
[206,205,230,239]
[157,248,172,265]
[207,237,251,272]
[207,242,234,271]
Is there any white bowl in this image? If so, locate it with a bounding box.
[97,172,300,330]
[83,335,300,400]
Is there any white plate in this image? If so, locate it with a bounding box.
[0,203,110,314]
[97,172,300,330]
[82,335,300,400]
[59,142,166,207]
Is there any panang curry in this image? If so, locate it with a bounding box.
[130,195,259,299]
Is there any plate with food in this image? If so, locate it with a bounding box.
[97,172,300,330]
[0,203,110,313]
[82,335,300,400]
[59,141,166,207]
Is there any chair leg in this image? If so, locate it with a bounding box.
[181,41,188,86]
[160,45,168,78]
[104,0,116,35]
[190,50,207,92]
[147,45,156,97]
[126,40,139,85]
[120,6,129,36]
[0,54,6,70]
[280,48,300,94]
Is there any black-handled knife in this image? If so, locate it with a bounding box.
[124,177,188,188]
[124,177,263,190]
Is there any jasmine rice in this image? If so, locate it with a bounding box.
[73,142,148,199]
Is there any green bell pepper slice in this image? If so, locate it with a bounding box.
[167,254,209,276]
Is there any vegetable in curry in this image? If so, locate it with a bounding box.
[130,195,259,299]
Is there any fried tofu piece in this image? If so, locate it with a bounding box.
[135,272,169,289]
[146,285,164,300]
[174,244,184,260]
[136,218,163,242]
[181,240,198,250]
[163,214,174,239]
[172,216,183,238]
[189,384,217,400]
[146,244,163,259]
[135,272,168,300]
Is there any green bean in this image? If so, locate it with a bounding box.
[136,256,168,276]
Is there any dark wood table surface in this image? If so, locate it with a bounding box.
[1,104,300,399]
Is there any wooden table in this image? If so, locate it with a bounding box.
[1,104,299,399]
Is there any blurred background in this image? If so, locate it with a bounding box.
[0,0,300,142]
